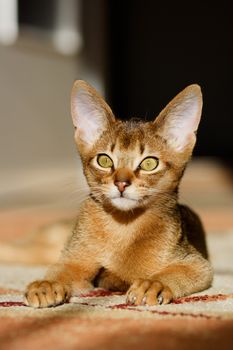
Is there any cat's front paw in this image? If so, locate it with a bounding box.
[126,279,173,306]
[24,280,70,308]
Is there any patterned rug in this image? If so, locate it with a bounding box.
[0,232,233,349]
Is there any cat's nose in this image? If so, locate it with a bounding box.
[114,181,130,193]
[114,168,133,193]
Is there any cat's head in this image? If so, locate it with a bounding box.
[71,81,202,211]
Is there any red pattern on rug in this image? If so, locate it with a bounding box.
[1,289,232,308]
[1,289,232,322]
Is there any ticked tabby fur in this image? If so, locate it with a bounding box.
[24,81,213,307]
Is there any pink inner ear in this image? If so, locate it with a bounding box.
[71,87,107,146]
[76,96,103,141]
[159,90,202,151]
[72,88,95,127]
[166,114,200,151]
[168,129,196,152]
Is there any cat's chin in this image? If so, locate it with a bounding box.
[110,197,138,211]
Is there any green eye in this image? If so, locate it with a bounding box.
[97,154,113,168]
[139,157,159,171]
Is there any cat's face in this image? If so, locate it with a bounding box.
[78,121,186,211]
[71,81,203,211]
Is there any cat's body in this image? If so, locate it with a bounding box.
[24,81,213,308]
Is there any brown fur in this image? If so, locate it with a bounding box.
[24,81,213,308]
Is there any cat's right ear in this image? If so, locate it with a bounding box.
[71,80,115,149]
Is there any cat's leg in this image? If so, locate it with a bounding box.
[127,259,213,305]
[24,260,100,308]
[95,269,129,292]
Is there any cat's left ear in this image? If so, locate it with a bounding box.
[71,80,115,149]
[154,84,203,152]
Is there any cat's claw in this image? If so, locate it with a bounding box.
[157,295,164,305]
[126,293,136,305]
[24,280,70,308]
[126,279,173,306]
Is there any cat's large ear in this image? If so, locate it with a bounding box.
[71,80,115,148]
[154,84,203,152]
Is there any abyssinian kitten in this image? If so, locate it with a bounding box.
[24,80,213,308]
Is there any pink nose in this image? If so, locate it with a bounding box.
[114,181,130,193]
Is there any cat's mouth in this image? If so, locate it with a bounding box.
[110,196,139,211]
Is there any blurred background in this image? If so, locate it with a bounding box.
[0,0,233,239]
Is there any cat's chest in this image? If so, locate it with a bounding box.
[98,223,167,279]
[99,225,134,266]
[85,203,172,278]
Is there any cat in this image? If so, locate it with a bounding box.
[24,80,213,308]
